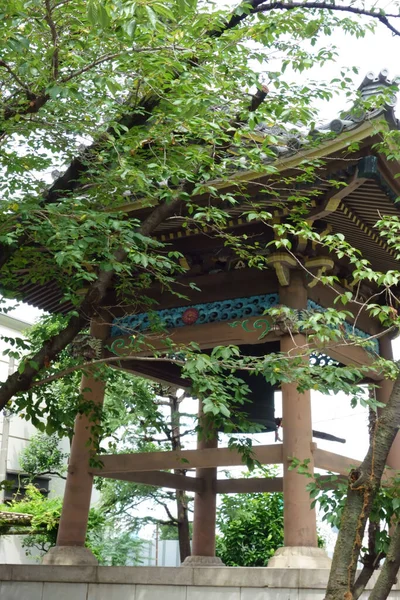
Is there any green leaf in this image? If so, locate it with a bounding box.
[145,6,157,28]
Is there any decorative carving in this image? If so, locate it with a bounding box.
[111,293,280,337]
[304,257,335,288]
[310,353,338,367]
[266,253,297,286]
[229,317,271,340]
[182,308,199,325]
[109,337,130,356]
[110,295,377,354]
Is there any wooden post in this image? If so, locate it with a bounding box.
[182,401,223,566]
[268,272,330,568]
[376,335,400,471]
[43,314,109,565]
[281,273,317,547]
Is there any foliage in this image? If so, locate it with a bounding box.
[309,470,400,561]
[215,468,284,566]
[19,433,68,479]
[1,0,399,427]
[0,484,110,559]
[159,522,193,541]
[87,524,144,566]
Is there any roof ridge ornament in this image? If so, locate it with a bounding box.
[313,70,400,136]
[346,69,399,128]
[355,69,398,115]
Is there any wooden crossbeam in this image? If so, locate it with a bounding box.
[95,470,204,492]
[311,343,380,380]
[93,471,349,494]
[106,314,281,361]
[314,447,397,484]
[217,474,348,494]
[314,447,360,476]
[91,444,283,475]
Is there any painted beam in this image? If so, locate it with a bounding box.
[91,444,283,474]
[105,315,281,360]
[95,470,204,492]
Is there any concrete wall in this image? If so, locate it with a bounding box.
[1,566,400,600]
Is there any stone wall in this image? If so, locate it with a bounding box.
[1,565,400,600]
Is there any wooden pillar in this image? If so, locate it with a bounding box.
[376,335,400,470]
[182,402,223,565]
[280,272,318,548]
[43,314,109,564]
[268,272,330,567]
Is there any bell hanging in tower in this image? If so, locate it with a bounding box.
[221,342,278,434]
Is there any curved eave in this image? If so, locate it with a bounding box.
[119,119,390,216]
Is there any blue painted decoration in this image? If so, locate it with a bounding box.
[110,294,378,354]
[110,293,280,337]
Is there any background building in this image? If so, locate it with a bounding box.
[0,312,68,563]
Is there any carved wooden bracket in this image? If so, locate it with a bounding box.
[266,253,297,286]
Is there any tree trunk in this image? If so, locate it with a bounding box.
[368,522,400,600]
[352,520,383,600]
[351,408,383,600]
[324,376,400,600]
[176,488,191,562]
[170,393,191,562]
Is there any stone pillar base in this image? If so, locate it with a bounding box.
[181,555,225,567]
[42,546,98,566]
[267,547,331,569]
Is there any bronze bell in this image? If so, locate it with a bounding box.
[221,342,279,434]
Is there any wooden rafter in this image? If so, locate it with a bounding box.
[307,175,368,222]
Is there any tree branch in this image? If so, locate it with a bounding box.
[352,407,385,599]
[152,495,178,524]
[352,520,384,600]
[44,0,59,79]
[60,46,186,84]
[214,0,400,37]
[0,197,182,410]
[0,60,31,92]
[253,2,400,37]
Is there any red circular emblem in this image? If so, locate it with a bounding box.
[182,308,199,325]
